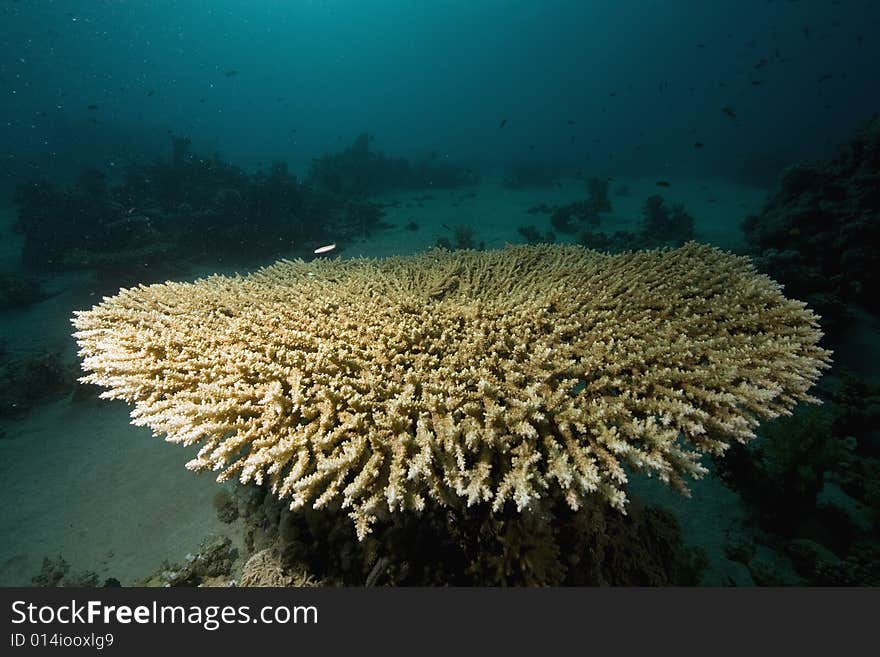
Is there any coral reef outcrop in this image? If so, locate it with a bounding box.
[12,136,389,274]
[0,351,77,417]
[136,535,236,587]
[578,194,695,252]
[238,548,317,587]
[308,133,477,196]
[742,114,880,321]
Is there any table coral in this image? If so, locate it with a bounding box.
[72,243,831,539]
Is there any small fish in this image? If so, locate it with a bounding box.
[693,141,704,149]
[817,73,833,83]
[498,118,507,129]
[722,106,737,119]
[147,90,155,97]
[751,80,763,86]
[224,69,238,77]
[655,181,671,187]
[313,243,336,254]
[87,104,98,110]
[567,119,575,125]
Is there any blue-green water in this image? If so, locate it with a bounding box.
[1,1,878,586]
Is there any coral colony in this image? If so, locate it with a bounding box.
[73,244,829,543]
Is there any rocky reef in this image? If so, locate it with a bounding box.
[308,132,477,196]
[0,351,77,418]
[577,193,695,252]
[742,114,880,328]
[12,135,390,276]
[715,368,880,585]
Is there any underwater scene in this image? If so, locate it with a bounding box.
[1,1,878,587]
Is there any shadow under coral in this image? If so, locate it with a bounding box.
[238,487,706,587]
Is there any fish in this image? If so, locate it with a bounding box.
[147,90,155,97]
[817,73,833,83]
[655,181,671,187]
[722,106,737,119]
[693,141,704,149]
[87,104,98,110]
[567,119,575,125]
[224,69,238,77]
[499,118,507,129]
[313,243,336,254]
